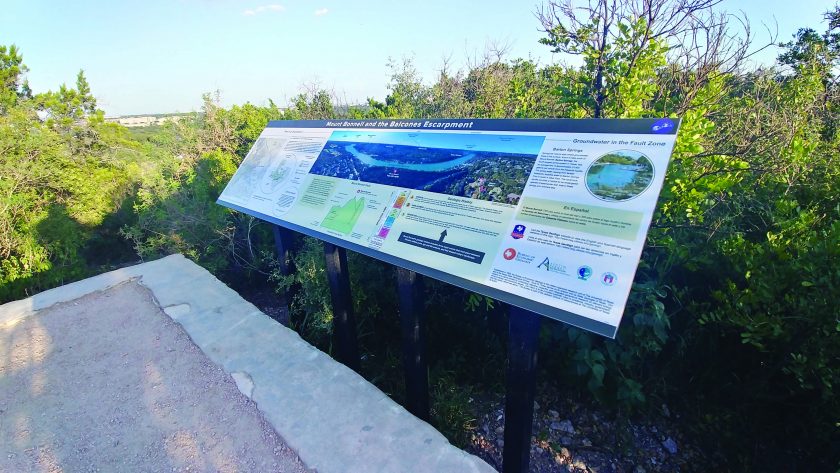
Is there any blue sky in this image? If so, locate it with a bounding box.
[328,131,546,154]
[1,0,834,116]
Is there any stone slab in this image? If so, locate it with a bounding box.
[0,254,496,473]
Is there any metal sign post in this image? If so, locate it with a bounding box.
[272,225,295,276]
[396,267,430,421]
[323,242,361,372]
[272,225,297,310]
[502,306,542,473]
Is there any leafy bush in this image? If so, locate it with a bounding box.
[0,55,143,302]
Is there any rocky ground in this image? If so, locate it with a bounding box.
[465,386,703,473]
[237,285,291,326]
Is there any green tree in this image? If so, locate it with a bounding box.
[0,46,144,302]
[0,44,27,112]
[75,70,97,115]
[122,92,288,280]
[287,87,335,119]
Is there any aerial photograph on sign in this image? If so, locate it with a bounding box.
[585,150,655,201]
[309,131,545,204]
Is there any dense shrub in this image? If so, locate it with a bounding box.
[0,57,144,301]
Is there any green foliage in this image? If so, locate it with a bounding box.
[270,236,335,346]
[429,369,477,447]
[286,90,336,120]
[542,17,668,118]
[358,56,575,120]
[0,52,143,301]
[0,44,27,111]
[228,101,284,156]
[121,93,286,280]
[122,149,241,273]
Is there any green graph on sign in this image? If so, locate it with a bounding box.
[320,196,366,235]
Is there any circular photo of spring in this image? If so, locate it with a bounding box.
[585,150,655,202]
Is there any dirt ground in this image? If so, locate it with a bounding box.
[0,281,310,473]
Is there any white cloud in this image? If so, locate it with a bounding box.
[314,8,329,16]
[243,4,285,16]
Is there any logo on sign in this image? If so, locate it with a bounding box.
[651,118,674,134]
[601,272,617,286]
[537,257,568,274]
[503,248,517,260]
[577,265,593,280]
[511,224,526,239]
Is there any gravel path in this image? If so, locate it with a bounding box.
[0,281,310,472]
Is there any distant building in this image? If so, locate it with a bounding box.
[105,114,189,127]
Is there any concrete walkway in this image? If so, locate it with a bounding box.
[0,281,308,472]
[0,254,496,473]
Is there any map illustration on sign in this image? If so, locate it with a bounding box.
[217,119,680,338]
[260,158,296,195]
[224,137,287,201]
[309,131,544,204]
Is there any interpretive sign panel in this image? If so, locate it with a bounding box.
[217,119,680,337]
